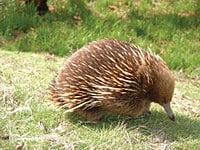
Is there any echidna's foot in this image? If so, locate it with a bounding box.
[142,101,151,117]
[76,107,103,122]
[142,110,151,117]
[142,106,151,117]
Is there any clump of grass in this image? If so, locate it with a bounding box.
[0,0,38,36]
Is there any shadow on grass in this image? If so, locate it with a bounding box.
[66,110,200,141]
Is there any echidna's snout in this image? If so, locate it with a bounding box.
[162,103,175,121]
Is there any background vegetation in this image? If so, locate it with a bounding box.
[0,0,200,149]
[0,0,200,76]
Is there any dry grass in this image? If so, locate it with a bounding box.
[0,50,200,149]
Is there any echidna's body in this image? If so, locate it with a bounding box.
[49,39,175,121]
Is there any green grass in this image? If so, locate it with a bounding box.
[0,0,200,149]
[0,50,200,149]
[0,0,200,76]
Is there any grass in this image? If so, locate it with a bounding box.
[0,0,200,76]
[0,0,200,149]
[0,50,200,149]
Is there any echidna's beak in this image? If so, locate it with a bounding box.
[162,103,175,121]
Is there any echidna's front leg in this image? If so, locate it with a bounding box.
[142,101,151,116]
[76,107,103,122]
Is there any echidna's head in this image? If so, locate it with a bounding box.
[150,62,175,121]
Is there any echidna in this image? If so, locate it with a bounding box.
[49,38,175,122]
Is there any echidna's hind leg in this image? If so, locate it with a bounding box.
[142,101,151,116]
[76,107,103,122]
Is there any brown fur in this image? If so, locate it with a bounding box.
[49,38,175,121]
